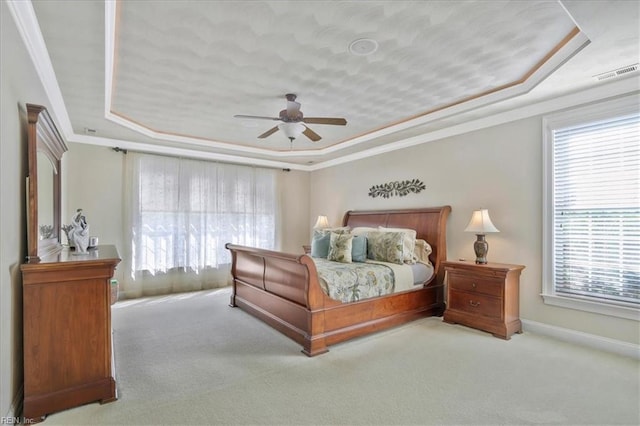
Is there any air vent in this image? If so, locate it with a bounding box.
[84,127,97,135]
[594,64,639,81]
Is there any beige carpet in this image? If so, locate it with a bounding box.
[45,287,639,425]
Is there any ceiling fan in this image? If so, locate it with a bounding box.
[234,94,347,142]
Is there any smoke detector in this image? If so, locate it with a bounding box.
[349,38,378,56]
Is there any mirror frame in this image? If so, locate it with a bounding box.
[26,104,68,262]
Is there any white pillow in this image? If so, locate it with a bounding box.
[378,227,417,264]
[351,226,378,236]
[413,239,433,264]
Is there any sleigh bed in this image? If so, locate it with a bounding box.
[226,206,451,356]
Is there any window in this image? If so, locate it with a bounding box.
[126,153,277,290]
[542,95,640,320]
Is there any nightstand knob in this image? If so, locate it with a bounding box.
[472,282,477,288]
[469,300,480,307]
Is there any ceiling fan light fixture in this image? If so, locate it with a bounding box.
[278,122,305,141]
[349,38,378,56]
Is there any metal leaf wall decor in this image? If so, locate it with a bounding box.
[368,179,426,198]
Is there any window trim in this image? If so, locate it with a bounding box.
[542,94,640,321]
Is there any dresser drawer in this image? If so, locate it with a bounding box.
[448,273,503,297]
[448,290,502,319]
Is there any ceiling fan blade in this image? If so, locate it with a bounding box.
[286,101,301,120]
[303,117,347,125]
[302,125,322,142]
[258,126,279,139]
[234,114,281,121]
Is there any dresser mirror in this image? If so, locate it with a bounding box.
[26,104,68,261]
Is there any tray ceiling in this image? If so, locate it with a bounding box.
[14,1,640,169]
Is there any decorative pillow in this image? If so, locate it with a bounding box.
[313,226,350,239]
[310,233,330,258]
[328,232,353,263]
[351,235,367,262]
[366,231,404,264]
[413,239,433,263]
[378,227,417,264]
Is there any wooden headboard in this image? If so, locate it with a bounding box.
[342,206,452,284]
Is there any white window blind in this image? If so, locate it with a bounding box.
[552,109,640,307]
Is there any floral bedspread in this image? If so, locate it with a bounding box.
[312,258,395,303]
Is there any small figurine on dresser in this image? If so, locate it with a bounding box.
[69,208,90,254]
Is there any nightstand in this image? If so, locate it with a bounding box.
[442,260,525,340]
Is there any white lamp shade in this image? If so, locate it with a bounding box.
[278,122,305,140]
[464,209,500,234]
[313,215,329,229]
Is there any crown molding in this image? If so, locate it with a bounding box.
[307,77,640,170]
[6,0,73,137]
[68,133,310,171]
[10,0,637,172]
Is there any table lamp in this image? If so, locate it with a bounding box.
[464,209,499,264]
[313,215,329,229]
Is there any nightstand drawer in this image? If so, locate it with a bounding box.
[448,290,502,319]
[448,273,503,297]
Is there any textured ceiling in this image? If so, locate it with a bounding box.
[112,0,574,149]
[22,0,640,168]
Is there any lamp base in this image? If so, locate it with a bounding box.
[473,234,489,264]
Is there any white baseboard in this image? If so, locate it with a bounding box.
[522,319,640,360]
[4,384,23,420]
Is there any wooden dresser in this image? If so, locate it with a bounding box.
[442,260,525,340]
[21,245,121,422]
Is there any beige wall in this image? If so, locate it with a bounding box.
[276,169,310,253]
[310,115,639,345]
[0,1,52,415]
[62,144,311,285]
[62,144,127,283]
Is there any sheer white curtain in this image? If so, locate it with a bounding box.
[121,152,277,298]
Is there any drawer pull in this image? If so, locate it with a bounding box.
[472,282,477,288]
[469,300,480,307]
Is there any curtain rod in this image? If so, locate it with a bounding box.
[111,146,291,172]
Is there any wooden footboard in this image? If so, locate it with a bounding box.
[226,245,333,355]
[225,205,451,356]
